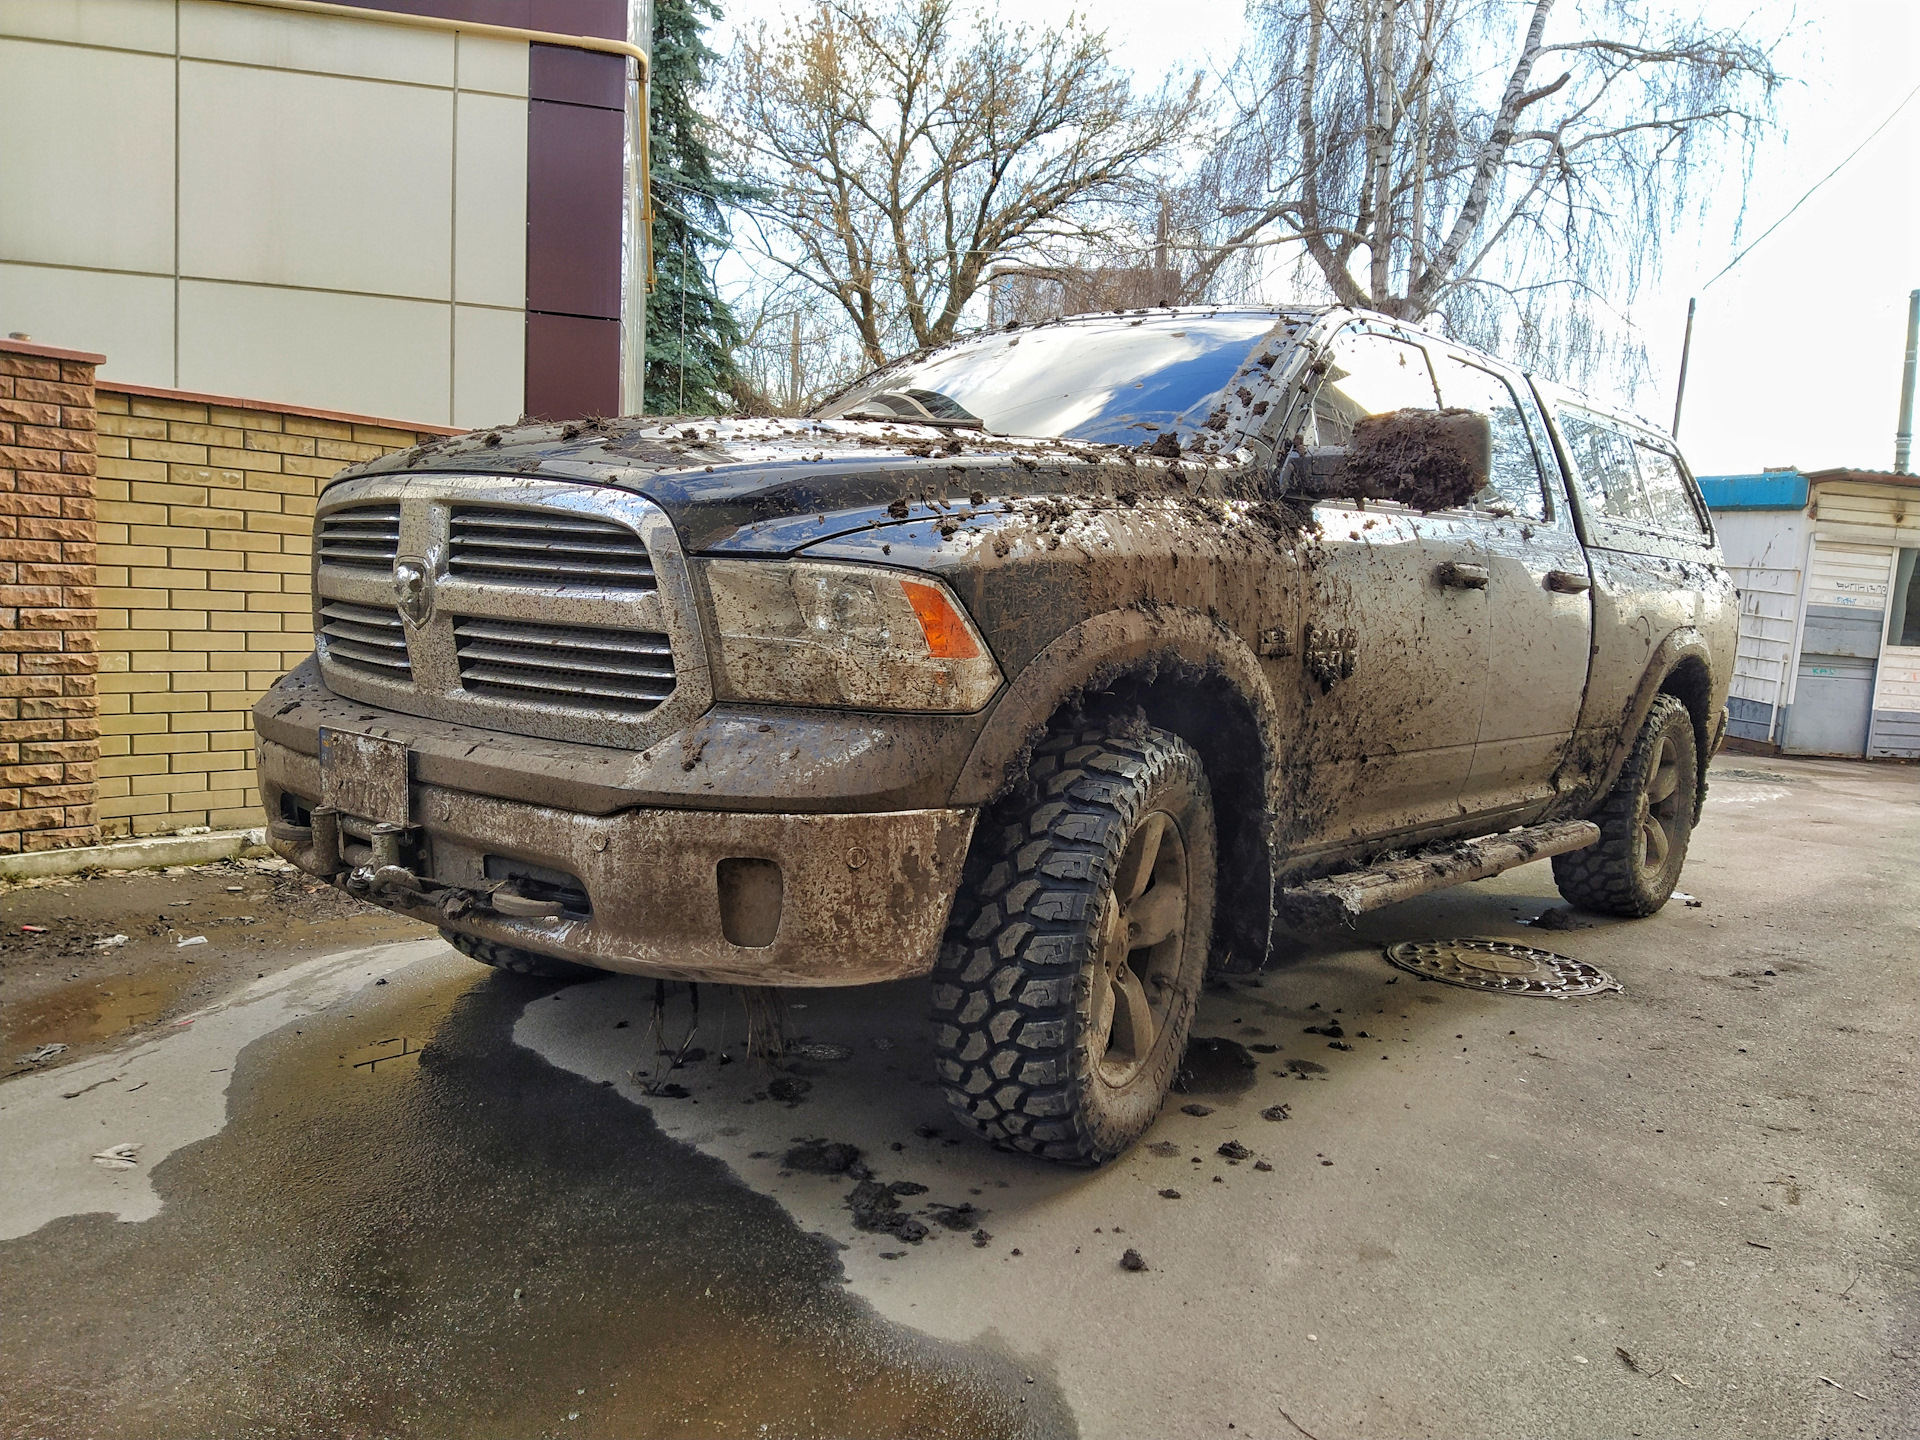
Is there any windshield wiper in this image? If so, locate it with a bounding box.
[824,388,986,430]
[836,409,985,431]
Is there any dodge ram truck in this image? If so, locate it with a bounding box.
[254,305,1734,1164]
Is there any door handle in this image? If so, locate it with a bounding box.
[1435,561,1489,590]
[1544,569,1592,594]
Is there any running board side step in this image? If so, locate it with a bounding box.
[1278,819,1601,930]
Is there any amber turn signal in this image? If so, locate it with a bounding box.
[900,579,982,659]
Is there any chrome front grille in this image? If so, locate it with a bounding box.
[310,478,709,749]
[450,506,657,590]
[320,601,412,681]
[316,503,402,570]
[454,617,674,712]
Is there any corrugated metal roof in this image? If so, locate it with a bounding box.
[1697,471,1810,511]
[1803,467,1920,490]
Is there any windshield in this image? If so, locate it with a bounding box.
[815,313,1285,443]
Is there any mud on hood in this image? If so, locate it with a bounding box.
[341,415,1257,554]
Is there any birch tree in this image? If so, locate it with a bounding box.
[1219,0,1782,372]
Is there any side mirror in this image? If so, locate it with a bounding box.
[1283,408,1491,512]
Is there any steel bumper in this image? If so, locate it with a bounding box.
[257,738,976,986]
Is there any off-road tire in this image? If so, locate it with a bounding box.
[440,928,599,981]
[1553,694,1698,917]
[931,719,1216,1166]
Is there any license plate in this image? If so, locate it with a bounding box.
[319,729,411,826]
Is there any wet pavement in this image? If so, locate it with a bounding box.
[2,752,1915,1439]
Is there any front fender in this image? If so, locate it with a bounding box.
[949,605,1288,973]
[949,604,1284,807]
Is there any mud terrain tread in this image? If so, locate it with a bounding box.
[441,928,599,981]
[930,720,1206,1165]
[1552,694,1694,918]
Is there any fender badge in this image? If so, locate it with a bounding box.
[1304,624,1357,688]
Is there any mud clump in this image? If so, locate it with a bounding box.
[847,1179,931,1243]
[783,1140,862,1175]
[1216,1140,1252,1161]
[1261,1104,1292,1122]
[1286,1059,1328,1076]
[1173,1036,1260,1096]
[1119,1248,1148,1272]
[1178,1103,1214,1117]
[926,1202,983,1231]
[766,1076,812,1103]
[1342,407,1487,511]
[1528,907,1588,931]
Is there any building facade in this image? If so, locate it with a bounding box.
[0,0,649,427]
[1702,468,1920,759]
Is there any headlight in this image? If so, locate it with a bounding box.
[698,559,1002,712]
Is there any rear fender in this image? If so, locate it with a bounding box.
[1583,627,1716,809]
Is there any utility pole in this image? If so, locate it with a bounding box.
[1896,288,1919,474]
[1670,296,1696,438]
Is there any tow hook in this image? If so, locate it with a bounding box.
[266,806,344,875]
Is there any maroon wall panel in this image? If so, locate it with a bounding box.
[526,96,624,321]
[530,44,627,107]
[526,312,621,419]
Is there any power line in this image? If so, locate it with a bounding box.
[1701,80,1920,292]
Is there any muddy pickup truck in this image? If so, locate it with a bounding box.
[254,305,1734,1164]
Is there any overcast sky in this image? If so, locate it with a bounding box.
[708,1,1920,477]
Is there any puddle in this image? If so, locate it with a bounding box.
[3,961,202,1060]
[0,959,1071,1439]
[1173,1035,1260,1095]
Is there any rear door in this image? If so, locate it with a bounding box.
[1540,394,1730,799]
[1283,321,1491,855]
[1426,348,1592,820]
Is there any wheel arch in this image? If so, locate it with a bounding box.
[952,605,1284,972]
[1593,628,1716,819]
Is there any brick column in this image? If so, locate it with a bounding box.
[0,339,104,853]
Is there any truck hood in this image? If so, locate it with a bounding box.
[343,415,1257,554]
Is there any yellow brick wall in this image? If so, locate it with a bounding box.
[92,390,445,837]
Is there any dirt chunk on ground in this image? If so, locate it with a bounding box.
[1174,1036,1259,1095]
[783,1140,862,1175]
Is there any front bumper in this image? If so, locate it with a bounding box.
[258,737,976,986]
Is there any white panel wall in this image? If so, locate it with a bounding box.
[0,2,529,428]
[1728,565,1800,714]
[0,38,175,272]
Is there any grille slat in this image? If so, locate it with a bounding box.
[454,617,674,713]
[320,601,412,681]
[318,504,402,570]
[450,507,656,591]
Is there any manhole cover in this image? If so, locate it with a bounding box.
[1384,939,1621,997]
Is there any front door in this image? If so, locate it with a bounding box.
[1427,349,1592,819]
[1282,323,1490,859]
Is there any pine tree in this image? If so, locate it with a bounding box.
[644,0,747,415]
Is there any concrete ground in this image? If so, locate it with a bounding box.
[1,752,1913,1439]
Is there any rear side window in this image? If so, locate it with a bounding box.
[1556,406,1706,537]
[1629,441,1706,534]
